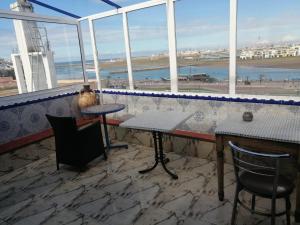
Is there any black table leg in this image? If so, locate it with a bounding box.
[139,132,159,174]
[158,132,178,179]
[139,131,178,179]
[102,114,128,151]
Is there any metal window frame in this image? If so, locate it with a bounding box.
[166,0,178,92]
[122,12,134,90]
[0,9,78,24]
[79,0,170,21]
[80,0,178,93]
[0,9,88,84]
[81,0,300,101]
[229,0,237,96]
[1,1,299,102]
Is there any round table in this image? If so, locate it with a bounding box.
[81,104,128,151]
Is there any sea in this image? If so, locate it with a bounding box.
[55,63,300,81]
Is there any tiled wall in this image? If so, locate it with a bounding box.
[102,92,300,162]
[0,94,80,174]
[0,91,299,173]
[0,94,80,145]
[103,93,300,135]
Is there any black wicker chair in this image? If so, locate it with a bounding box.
[46,114,107,170]
[229,141,294,225]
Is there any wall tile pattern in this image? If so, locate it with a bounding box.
[0,95,80,145]
[0,92,299,167]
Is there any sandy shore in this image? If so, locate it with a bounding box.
[92,55,300,70]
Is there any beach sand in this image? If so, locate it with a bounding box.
[94,55,300,70]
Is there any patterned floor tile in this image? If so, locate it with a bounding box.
[0,138,295,225]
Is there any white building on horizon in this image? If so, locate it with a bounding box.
[240,44,300,60]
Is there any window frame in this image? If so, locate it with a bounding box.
[1,0,300,105]
[82,0,300,102]
[0,9,87,104]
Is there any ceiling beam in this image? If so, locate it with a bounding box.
[27,0,81,19]
[100,0,121,9]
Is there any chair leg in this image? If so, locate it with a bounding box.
[285,196,291,225]
[231,185,240,225]
[56,153,59,170]
[251,194,256,213]
[271,197,276,225]
[103,151,107,161]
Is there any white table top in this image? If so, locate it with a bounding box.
[120,111,192,133]
[215,113,300,144]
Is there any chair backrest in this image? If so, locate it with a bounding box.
[46,114,78,155]
[228,141,290,196]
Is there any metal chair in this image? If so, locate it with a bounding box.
[46,114,107,170]
[228,141,294,225]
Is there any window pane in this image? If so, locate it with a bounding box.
[0,18,84,97]
[45,23,84,86]
[128,5,170,91]
[94,15,128,89]
[0,19,17,97]
[176,0,229,94]
[80,19,98,89]
[237,0,300,96]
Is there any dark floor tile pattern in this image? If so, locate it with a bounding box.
[0,139,297,225]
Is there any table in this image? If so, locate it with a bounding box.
[215,113,300,221]
[120,110,192,179]
[81,104,128,152]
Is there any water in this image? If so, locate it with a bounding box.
[236,67,300,81]
[55,63,300,81]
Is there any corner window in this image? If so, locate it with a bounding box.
[175,0,229,94]
[128,5,170,91]
[0,18,84,98]
[237,0,300,96]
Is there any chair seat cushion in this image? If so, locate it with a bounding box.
[240,172,294,198]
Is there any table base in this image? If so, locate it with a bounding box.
[106,143,128,150]
[102,114,128,151]
[139,131,178,179]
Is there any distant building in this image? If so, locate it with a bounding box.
[240,44,300,60]
[0,58,13,70]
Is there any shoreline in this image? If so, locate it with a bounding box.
[1,56,300,97]
[91,55,300,70]
[0,79,299,97]
[86,56,300,78]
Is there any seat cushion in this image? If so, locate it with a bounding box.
[239,171,294,198]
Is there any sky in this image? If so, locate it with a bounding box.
[1,0,300,61]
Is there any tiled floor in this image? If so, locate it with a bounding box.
[0,139,297,225]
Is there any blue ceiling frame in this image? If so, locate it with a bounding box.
[27,0,122,19]
[27,0,81,18]
[101,0,121,9]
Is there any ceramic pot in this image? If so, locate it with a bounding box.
[243,111,253,122]
[78,84,97,109]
